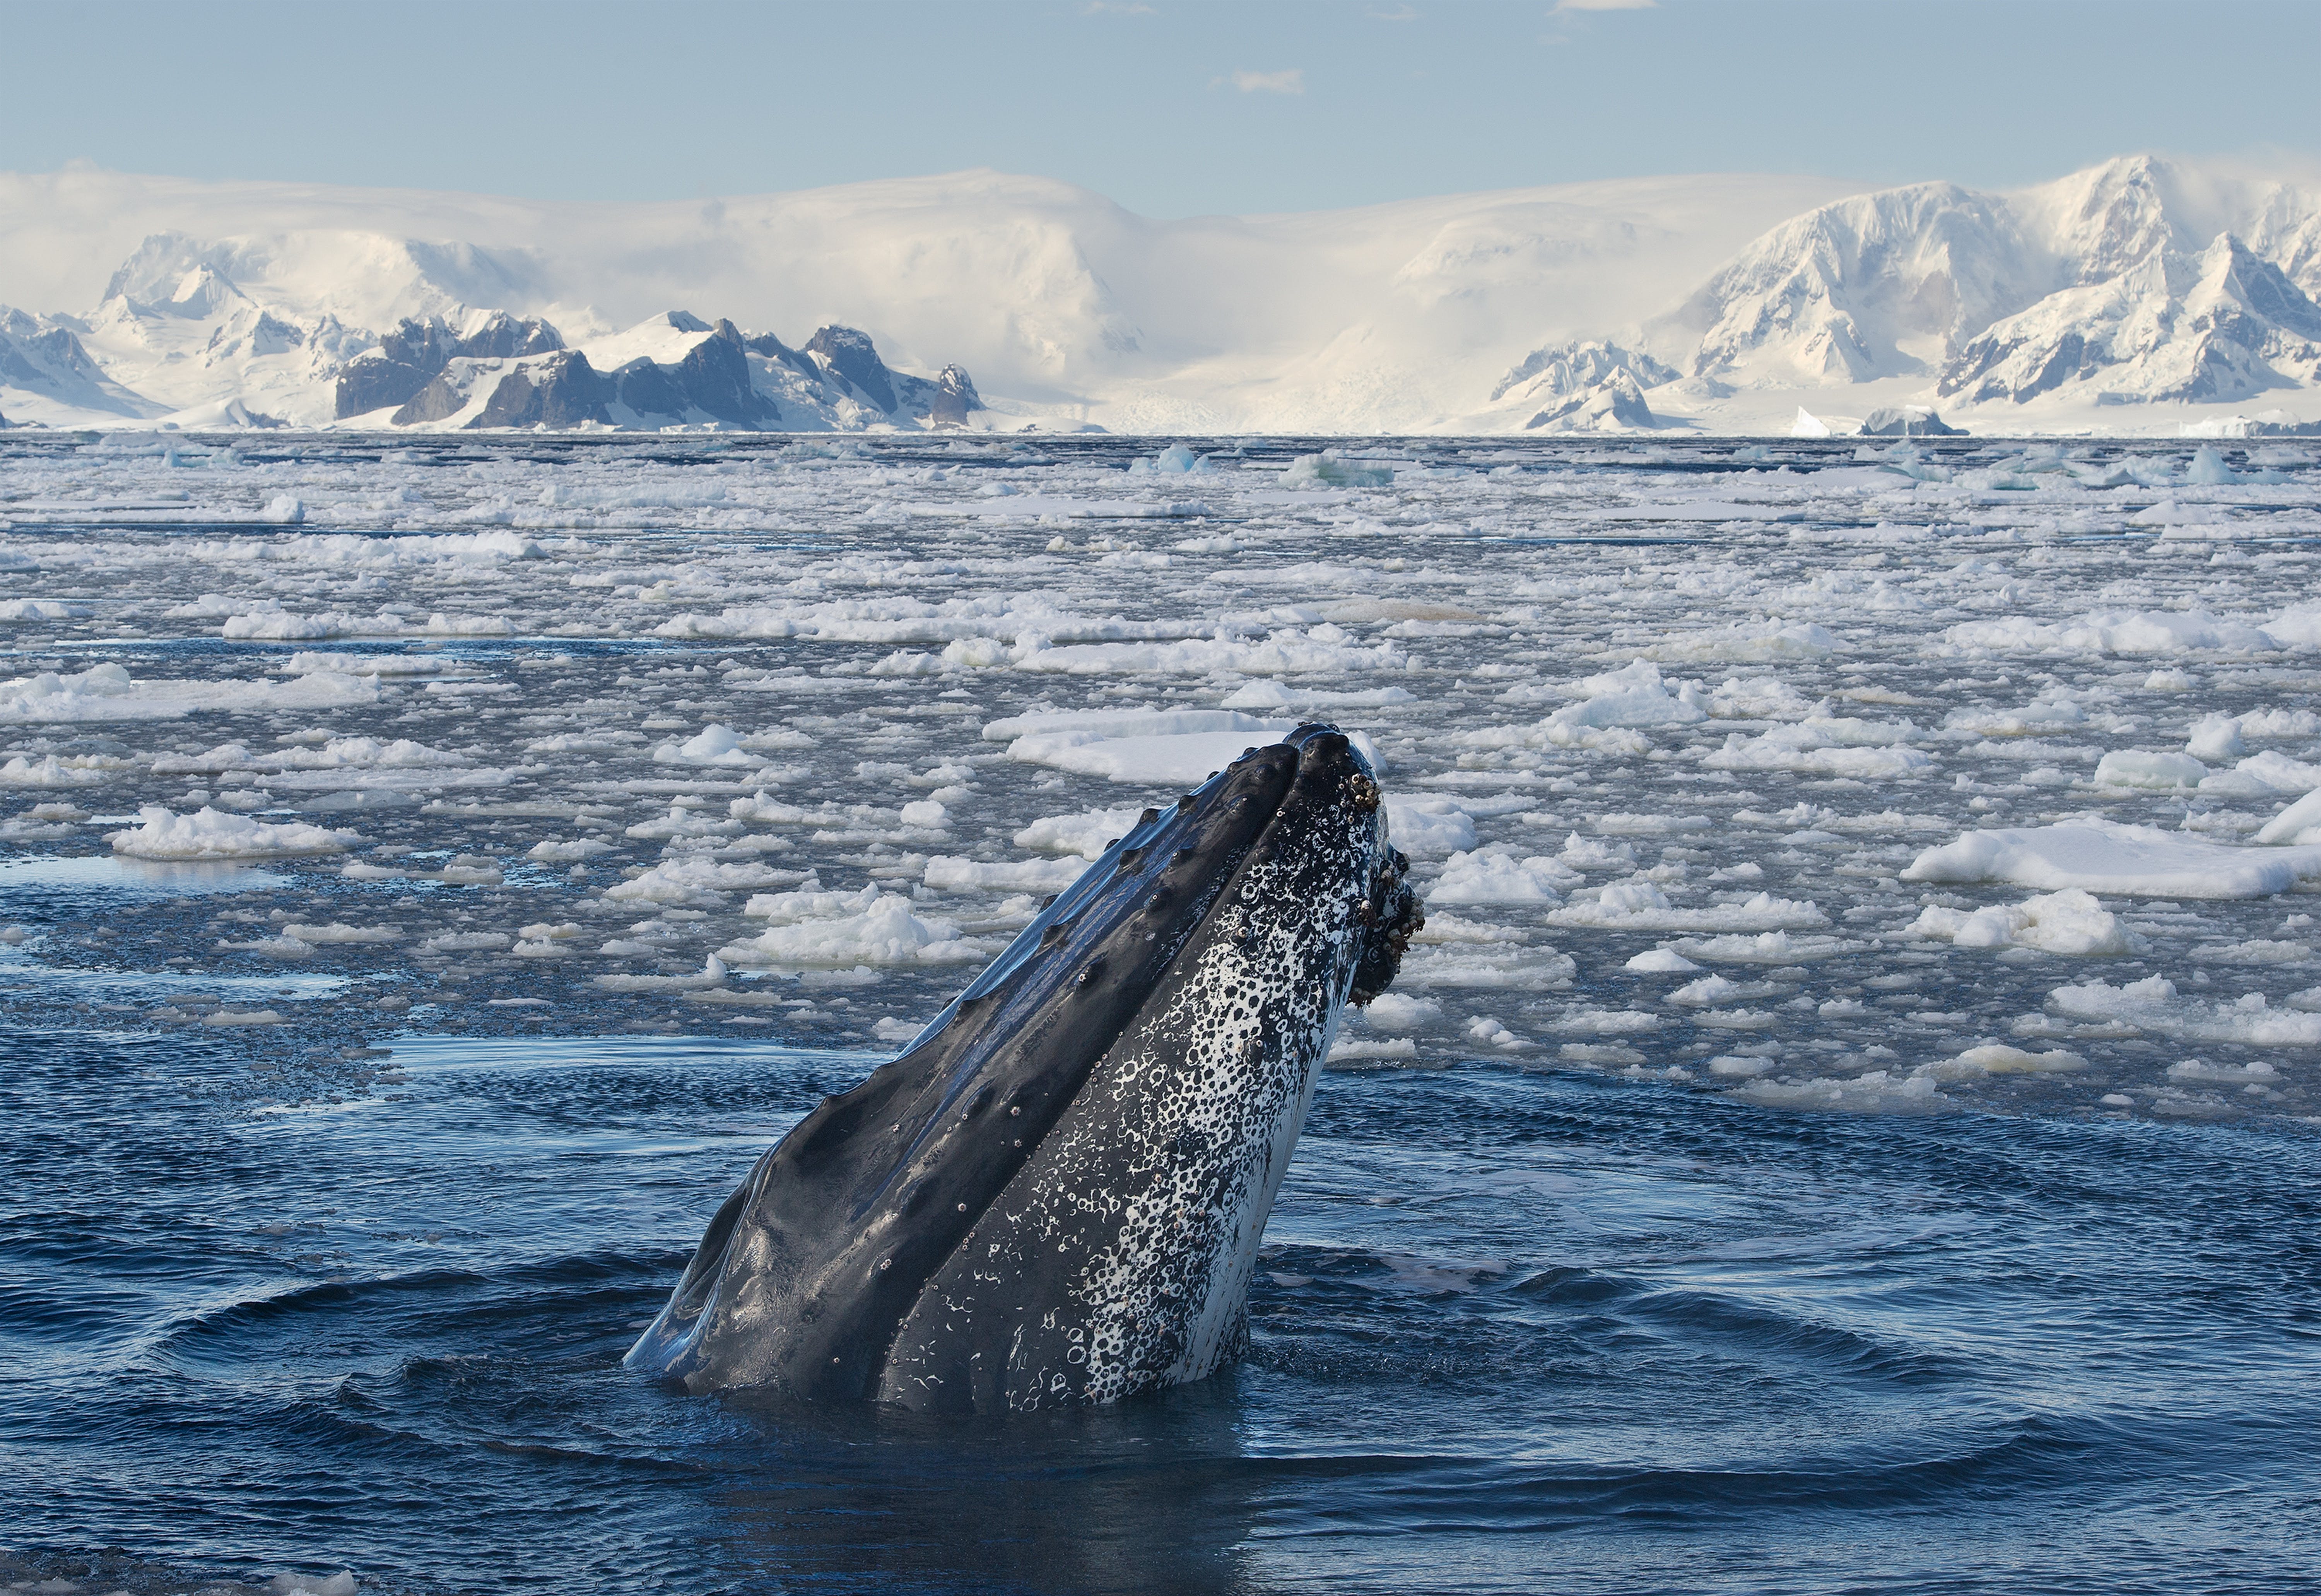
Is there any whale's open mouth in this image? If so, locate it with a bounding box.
[627,722,1419,1409]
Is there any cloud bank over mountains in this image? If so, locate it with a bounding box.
[3,154,2319,436]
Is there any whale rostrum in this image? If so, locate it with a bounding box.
[625,723,1422,1412]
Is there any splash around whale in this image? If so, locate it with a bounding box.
[624,724,1422,1413]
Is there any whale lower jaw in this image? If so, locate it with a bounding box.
[874,918,1352,1414]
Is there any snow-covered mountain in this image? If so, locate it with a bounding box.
[1631,156,2321,431]
[4,155,2321,435]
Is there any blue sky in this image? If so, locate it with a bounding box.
[3,0,2312,213]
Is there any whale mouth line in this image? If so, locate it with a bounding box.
[625,721,1418,1410]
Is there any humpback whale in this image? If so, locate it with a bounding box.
[626,723,1422,1413]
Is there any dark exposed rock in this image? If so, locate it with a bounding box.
[337,313,564,419]
[390,371,467,426]
[805,325,898,413]
[612,358,689,421]
[458,311,567,360]
[466,351,612,430]
[1858,405,1966,436]
[930,365,982,427]
[673,320,775,427]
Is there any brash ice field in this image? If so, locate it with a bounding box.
[4,431,2321,1594]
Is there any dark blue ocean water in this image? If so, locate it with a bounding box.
[6,1025,2318,1594]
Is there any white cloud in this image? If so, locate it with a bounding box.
[1225,68,1305,95]
[1553,0,1654,10]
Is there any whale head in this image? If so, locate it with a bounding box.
[626,722,1421,1412]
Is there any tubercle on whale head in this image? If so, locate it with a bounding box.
[1272,722,1422,1007]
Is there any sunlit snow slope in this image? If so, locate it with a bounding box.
[3,157,2321,436]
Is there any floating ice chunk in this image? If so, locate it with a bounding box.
[2186,714,2246,762]
[1428,848,1578,904]
[260,736,472,770]
[515,921,583,948]
[983,707,1275,743]
[1727,1070,1950,1113]
[267,1570,355,1596]
[1395,944,1575,989]
[652,724,763,766]
[1666,974,1780,1006]
[1005,726,1299,785]
[1546,1005,1662,1034]
[1707,676,1817,720]
[528,837,615,862]
[150,742,253,774]
[1128,442,1214,475]
[281,921,401,943]
[2237,707,2321,741]
[1013,805,1151,860]
[1545,660,1709,733]
[1906,888,2145,955]
[1593,813,1711,836]
[1944,610,2279,655]
[608,856,811,904]
[1703,725,1935,779]
[595,957,731,991]
[720,886,985,967]
[2268,602,2321,648]
[2255,789,2321,846]
[2165,1058,2281,1084]
[1625,947,1701,973]
[0,753,131,785]
[1547,885,1828,933]
[1647,618,1837,663]
[899,799,949,827]
[2185,445,2237,485]
[1284,452,1395,488]
[923,855,1087,892]
[0,598,93,619]
[1013,628,1410,677]
[1791,407,1833,439]
[1355,992,1440,1030]
[2205,750,2321,797]
[0,661,377,723]
[2094,750,2208,789]
[419,931,512,953]
[110,805,360,860]
[1905,819,2321,899]
[260,495,306,525]
[2188,938,2312,964]
[1949,1044,2088,1074]
[1560,833,1636,870]
[2144,668,2197,692]
[1945,699,2086,738]
[1219,680,1415,711]
[1667,931,1863,963]
[989,707,1330,786]
[1383,796,1477,858]
[1326,1036,1419,1065]
[282,652,456,678]
[2046,976,2321,1046]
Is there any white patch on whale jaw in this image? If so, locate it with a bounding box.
[872,787,1385,1414]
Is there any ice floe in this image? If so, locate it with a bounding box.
[1904,820,2321,898]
